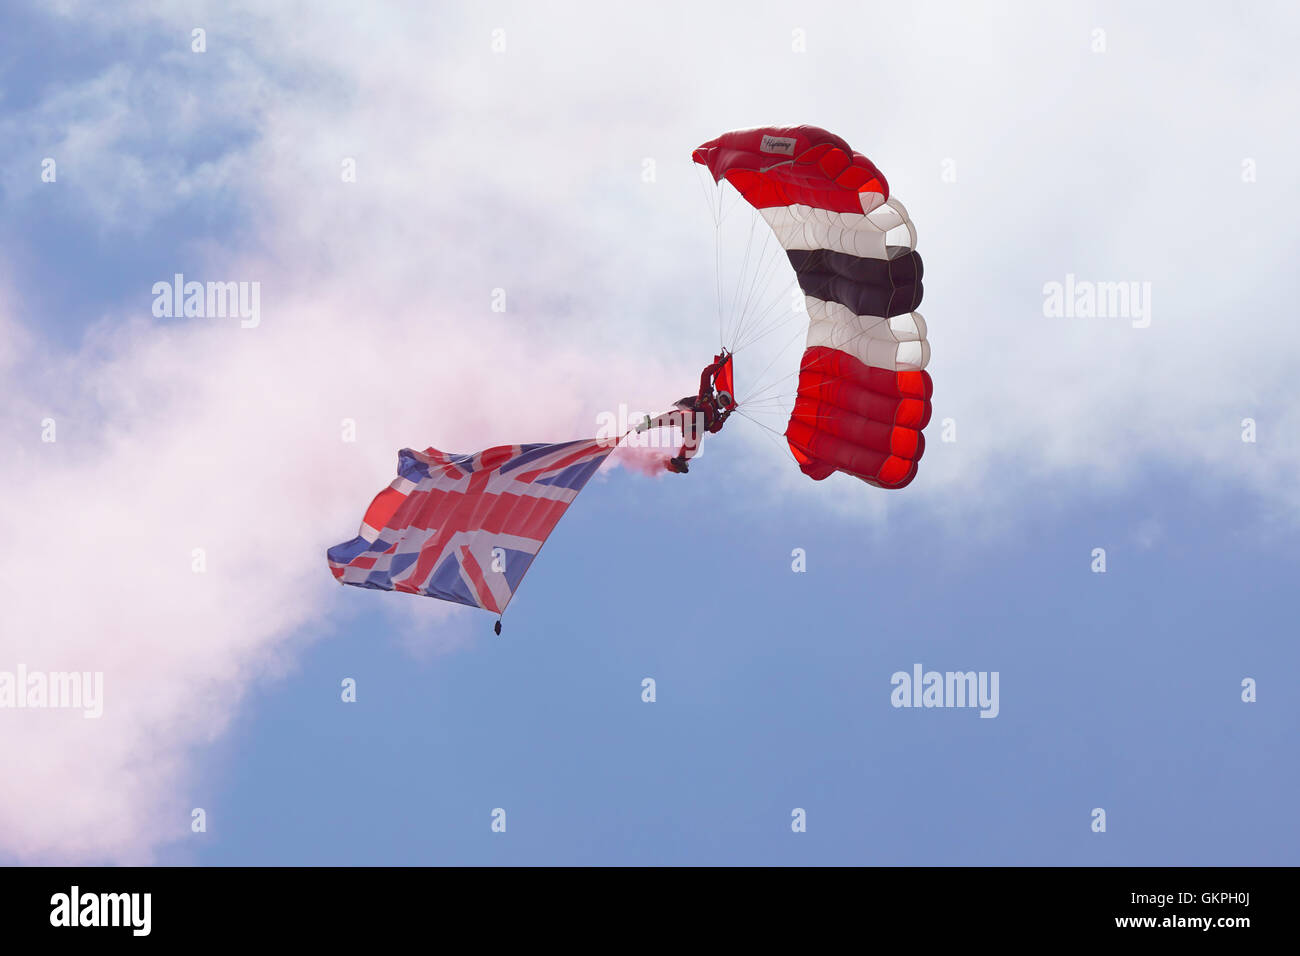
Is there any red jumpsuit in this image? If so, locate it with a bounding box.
[642,354,734,474]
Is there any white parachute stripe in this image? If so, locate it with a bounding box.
[806,298,928,341]
[760,197,916,257]
[804,297,930,371]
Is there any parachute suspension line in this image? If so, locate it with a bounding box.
[739,361,802,408]
[736,212,799,355]
[725,194,782,352]
[692,159,721,229]
[693,162,726,350]
[731,274,798,355]
[696,171,759,352]
[729,228,789,352]
[724,212,761,348]
[728,219,772,345]
[737,326,810,406]
[705,177,752,347]
[716,178,747,224]
[734,407,787,438]
[740,293,802,353]
[720,206,810,370]
[699,177,800,358]
[715,177,730,348]
[732,408,802,468]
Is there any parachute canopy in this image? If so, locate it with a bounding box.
[694,125,932,489]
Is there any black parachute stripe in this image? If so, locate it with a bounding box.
[787,247,924,318]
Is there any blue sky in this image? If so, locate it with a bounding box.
[1,1,1296,864]
[176,467,1297,866]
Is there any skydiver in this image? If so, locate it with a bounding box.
[636,352,735,474]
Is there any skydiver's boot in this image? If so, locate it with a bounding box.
[666,456,690,475]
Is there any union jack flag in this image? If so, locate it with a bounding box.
[327,438,616,613]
